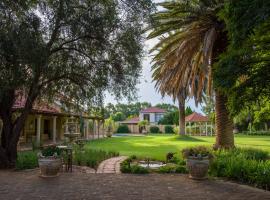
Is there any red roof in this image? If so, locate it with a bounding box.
[185,112,209,122]
[140,107,166,113]
[13,96,61,115]
[120,117,139,124]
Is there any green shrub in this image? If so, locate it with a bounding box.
[74,147,119,169]
[120,156,149,174]
[158,163,177,173]
[158,163,188,174]
[209,148,270,190]
[238,131,270,136]
[173,126,179,134]
[165,125,174,133]
[175,165,188,173]
[41,145,61,157]
[116,125,130,133]
[130,164,149,174]
[150,126,160,133]
[16,151,38,170]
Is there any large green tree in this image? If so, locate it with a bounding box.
[215,0,270,115]
[148,0,234,148]
[0,0,153,168]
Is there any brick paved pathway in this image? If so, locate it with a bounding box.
[0,171,269,200]
[97,156,127,173]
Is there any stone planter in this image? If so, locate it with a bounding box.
[186,156,209,180]
[38,156,62,178]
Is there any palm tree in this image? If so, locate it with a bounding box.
[148,0,234,148]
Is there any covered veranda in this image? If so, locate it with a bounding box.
[185,112,214,136]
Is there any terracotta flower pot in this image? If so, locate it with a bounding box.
[38,156,62,177]
[186,157,209,180]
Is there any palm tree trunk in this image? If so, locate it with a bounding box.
[214,90,234,149]
[178,96,185,135]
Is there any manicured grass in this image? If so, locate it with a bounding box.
[85,134,270,161]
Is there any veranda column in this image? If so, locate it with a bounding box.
[36,115,41,146]
[53,116,57,143]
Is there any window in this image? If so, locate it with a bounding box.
[143,114,150,121]
[155,114,163,122]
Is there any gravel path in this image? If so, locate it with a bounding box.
[0,170,269,200]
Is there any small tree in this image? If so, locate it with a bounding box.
[104,117,116,137]
[138,120,149,133]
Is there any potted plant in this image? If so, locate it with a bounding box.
[182,146,213,180]
[38,145,62,177]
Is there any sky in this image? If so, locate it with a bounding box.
[104,0,203,113]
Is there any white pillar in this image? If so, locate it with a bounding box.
[36,115,41,146]
[53,116,57,143]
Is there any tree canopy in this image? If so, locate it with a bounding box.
[0,0,154,168]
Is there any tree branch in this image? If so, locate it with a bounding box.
[46,0,64,50]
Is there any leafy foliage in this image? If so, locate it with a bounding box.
[164,126,174,134]
[111,112,126,122]
[158,106,193,125]
[116,125,130,133]
[120,156,149,174]
[215,0,270,114]
[210,148,270,190]
[41,145,61,157]
[74,147,119,169]
[149,126,160,133]
[16,151,38,170]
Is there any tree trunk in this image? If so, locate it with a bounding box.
[0,88,38,169]
[214,90,234,149]
[178,97,185,135]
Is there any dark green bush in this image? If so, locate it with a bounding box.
[209,148,270,190]
[130,164,149,174]
[165,125,174,133]
[120,156,149,174]
[175,165,188,173]
[238,131,270,136]
[41,145,61,157]
[150,126,160,133]
[16,151,38,170]
[116,125,130,133]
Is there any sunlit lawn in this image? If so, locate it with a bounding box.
[85,134,270,161]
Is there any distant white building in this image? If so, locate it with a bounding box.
[119,107,166,126]
[139,107,166,125]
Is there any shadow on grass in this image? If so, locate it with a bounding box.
[172,135,207,142]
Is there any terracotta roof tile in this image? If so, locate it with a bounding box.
[140,107,166,113]
[185,112,209,122]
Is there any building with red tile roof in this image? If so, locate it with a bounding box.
[185,112,209,122]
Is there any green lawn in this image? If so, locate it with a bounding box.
[85,134,270,161]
